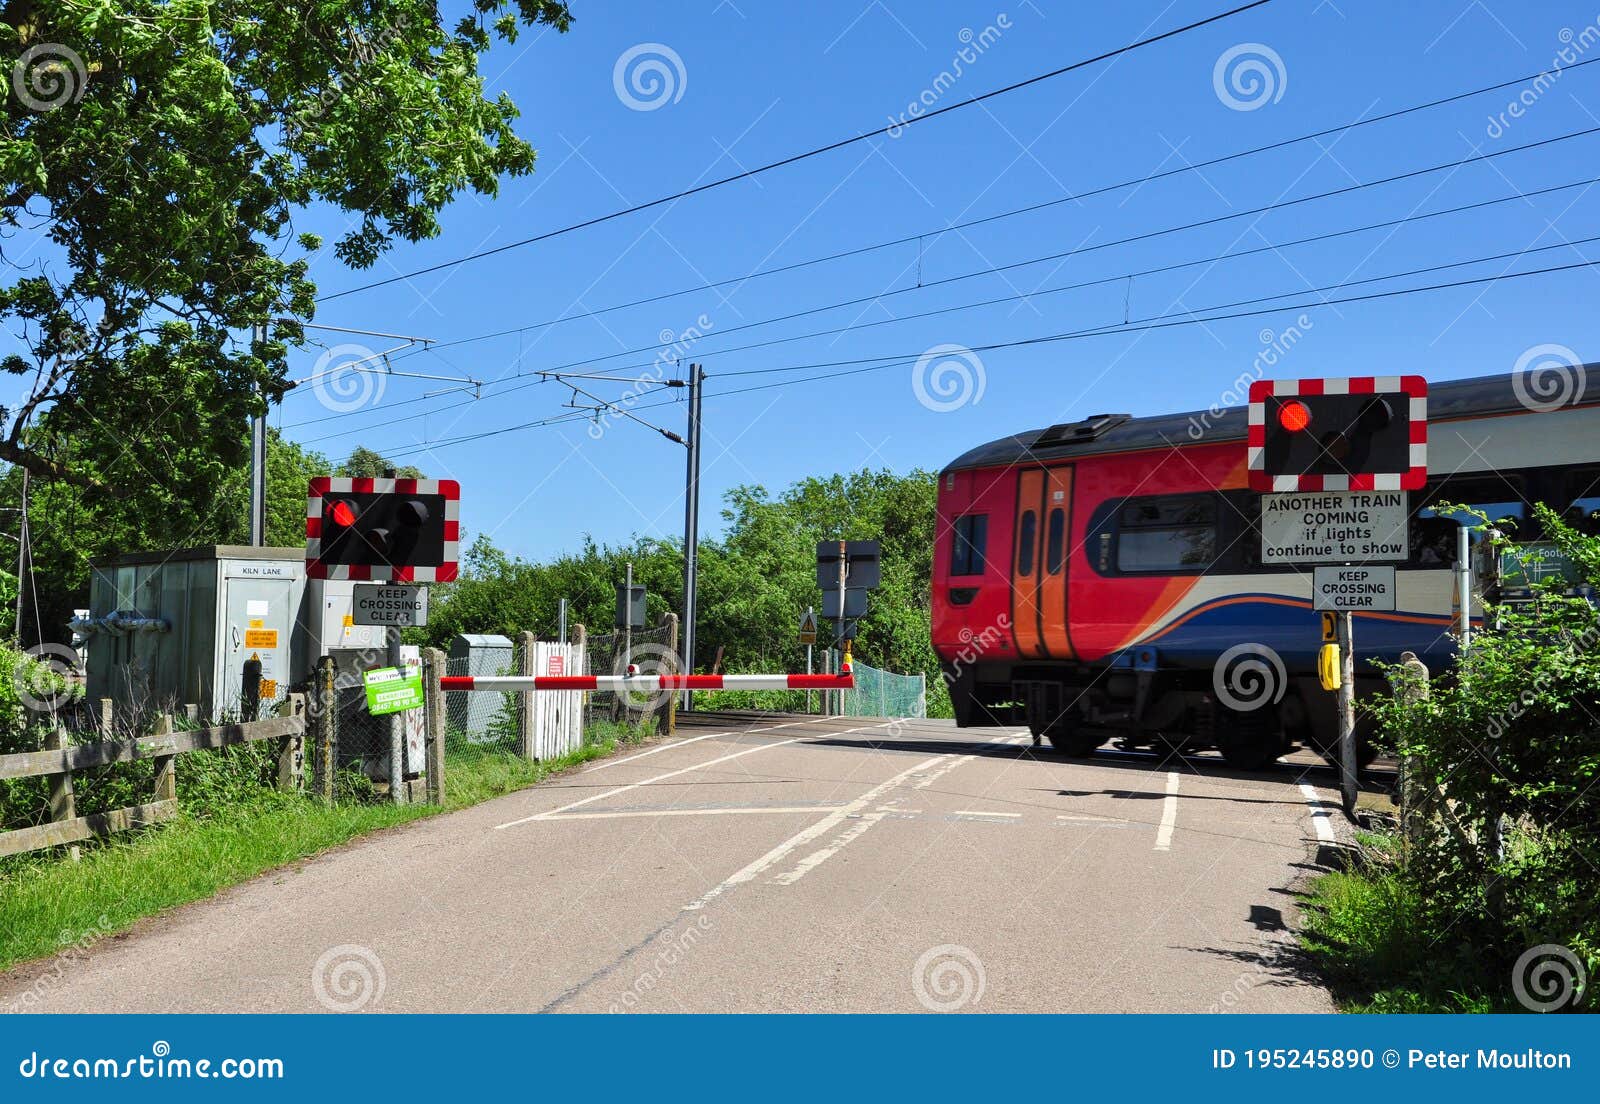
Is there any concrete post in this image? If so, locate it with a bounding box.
[516,629,536,760]
[423,647,446,805]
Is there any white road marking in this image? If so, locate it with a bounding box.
[538,805,846,821]
[953,810,1021,818]
[496,718,897,830]
[681,742,966,908]
[769,810,890,885]
[1153,770,1181,851]
[1299,782,1337,843]
[1056,813,1125,823]
[575,715,868,775]
[573,729,731,772]
[495,738,804,829]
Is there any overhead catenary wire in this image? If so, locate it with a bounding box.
[300,170,1600,448]
[362,254,1600,459]
[380,56,1600,362]
[316,0,1277,303]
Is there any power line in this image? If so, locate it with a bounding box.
[357,253,1600,457]
[473,126,1600,380]
[382,54,1600,359]
[316,0,1276,303]
[296,169,1600,448]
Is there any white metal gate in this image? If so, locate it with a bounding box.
[530,641,584,759]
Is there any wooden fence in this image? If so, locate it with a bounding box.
[0,697,307,859]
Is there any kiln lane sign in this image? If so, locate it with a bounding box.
[1259,490,1409,565]
[1313,565,1397,611]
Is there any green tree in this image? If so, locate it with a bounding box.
[2,0,573,497]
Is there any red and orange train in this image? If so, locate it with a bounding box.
[931,370,1600,768]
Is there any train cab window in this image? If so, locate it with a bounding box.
[1115,495,1217,573]
[1045,509,1065,574]
[1017,511,1037,576]
[950,514,988,576]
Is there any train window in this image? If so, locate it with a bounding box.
[1017,511,1037,576]
[1413,474,1531,563]
[1115,494,1217,573]
[1565,467,1600,536]
[1046,509,1065,574]
[950,514,988,576]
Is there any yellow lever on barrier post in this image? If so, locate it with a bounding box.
[1318,643,1342,692]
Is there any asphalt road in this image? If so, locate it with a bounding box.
[1,712,1346,1013]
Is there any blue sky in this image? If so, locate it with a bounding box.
[38,1,1600,561]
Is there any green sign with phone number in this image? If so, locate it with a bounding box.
[363,666,424,715]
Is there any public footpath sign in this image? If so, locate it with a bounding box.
[1259,490,1409,565]
[363,666,424,715]
[1313,565,1396,611]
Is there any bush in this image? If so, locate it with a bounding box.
[1361,503,1600,1003]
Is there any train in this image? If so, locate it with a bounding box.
[931,370,1600,768]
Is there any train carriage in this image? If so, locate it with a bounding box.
[932,371,1600,769]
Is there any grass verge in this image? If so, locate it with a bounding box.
[0,720,656,975]
[1297,832,1499,1013]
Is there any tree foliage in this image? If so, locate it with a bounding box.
[421,469,951,714]
[1,0,572,494]
[1367,504,1600,988]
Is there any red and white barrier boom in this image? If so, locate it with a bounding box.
[438,668,853,693]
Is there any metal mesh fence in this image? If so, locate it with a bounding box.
[584,623,674,730]
[443,650,519,767]
[839,661,927,720]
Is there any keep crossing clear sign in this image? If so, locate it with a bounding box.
[1313,565,1397,611]
[364,666,424,715]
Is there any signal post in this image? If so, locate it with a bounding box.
[306,476,461,803]
[1247,377,1428,817]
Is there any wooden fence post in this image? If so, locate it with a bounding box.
[152,712,177,804]
[279,694,306,792]
[515,630,536,760]
[423,647,446,805]
[1392,651,1431,859]
[660,611,679,739]
[315,655,337,803]
[44,722,80,861]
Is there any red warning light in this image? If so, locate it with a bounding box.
[1277,400,1312,433]
[328,500,357,527]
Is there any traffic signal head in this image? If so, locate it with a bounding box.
[306,477,460,581]
[1247,376,1427,491]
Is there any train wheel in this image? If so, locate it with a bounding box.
[1215,709,1281,771]
[1045,724,1103,758]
